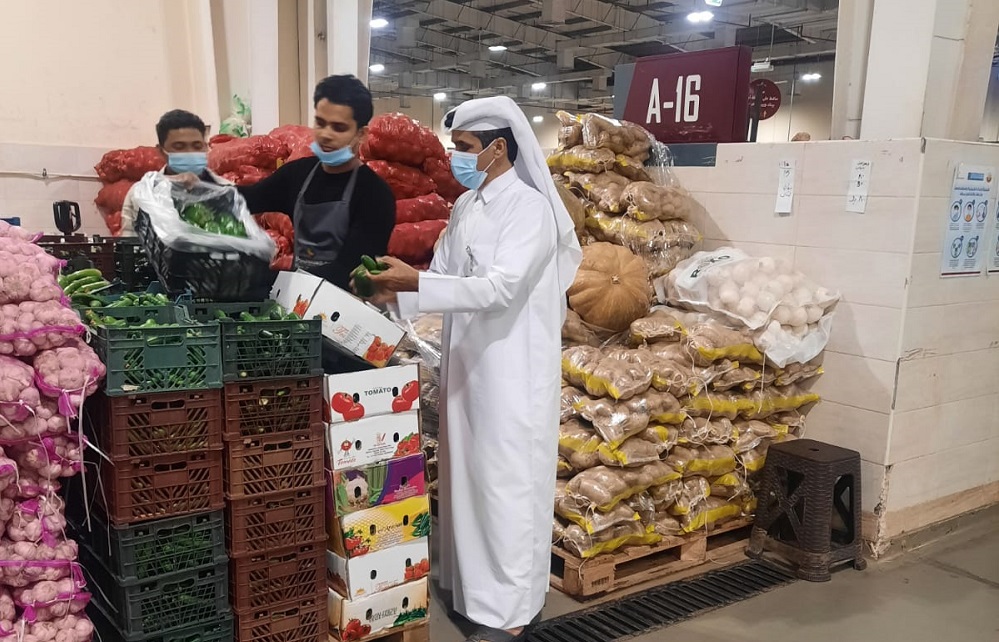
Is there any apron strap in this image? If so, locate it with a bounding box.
[292,162,323,228]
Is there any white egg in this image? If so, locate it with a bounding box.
[708,295,723,310]
[751,272,769,288]
[736,297,757,318]
[741,282,761,299]
[706,269,727,287]
[765,280,786,298]
[718,283,740,305]
[749,311,769,327]
[789,306,808,327]
[773,305,792,325]
[790,324,809,338]
[756,292,777,313]
[776,274,795,291]
[792,287,813,306]
[731,262,752,285]
[805,305,823,323]
[759,257,777,274]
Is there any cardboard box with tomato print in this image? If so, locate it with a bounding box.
[328,578,429,641]
[331,453,426,515]
[329,495,431,559]
[270,271,405,368]
[327,538,429,600]
[325,364,421,424]
[326,411,421,472]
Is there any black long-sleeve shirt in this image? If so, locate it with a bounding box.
[239,158,395,290]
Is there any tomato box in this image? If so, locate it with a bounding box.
[269,270,321,319]
[325,364,421,424]
[328,577,428,641]
[325,411,421,471]
[328,495,431,559]
[327,538,429,600]
[331,454,426,515]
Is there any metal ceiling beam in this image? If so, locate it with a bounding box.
[526,0,665,32]
[412,0,566,50]
[376,28,545,74]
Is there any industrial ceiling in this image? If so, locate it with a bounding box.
[368,0,840,112]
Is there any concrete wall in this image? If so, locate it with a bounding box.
[672,138,999,550]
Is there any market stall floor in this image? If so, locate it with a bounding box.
[428,507,999,641]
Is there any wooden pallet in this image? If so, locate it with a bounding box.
[551,517,754,599]
[329,620,430,642]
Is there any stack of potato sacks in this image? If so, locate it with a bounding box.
[359,114,467,269]
[549,111,701,279]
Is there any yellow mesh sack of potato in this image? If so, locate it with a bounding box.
[562,309,599,347]
[666,445,738,478]
[623,182,693,222]
[613,155,652,182]
[558,419,602,471]
[637,424,679,454]
[565,171,630,213]
[709,472,750,500]
[669,477,712,516]
[555,495,641,535]
[560,385,585,423]
[580,113,652,160]
[566,462,681,512]
[548,145,617,174]
[684,319,765,365]
[554,180,586,234]
[597,437,662,467]
[556,111,583,149]
[561,345,603,388]
[681,497,743,533]
[651,512,683,537]
[562,521,660,559]
[629,309,686,346]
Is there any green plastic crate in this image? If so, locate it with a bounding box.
[71,510,227,583]
[184,301,322,382]
[88,594,233,642]
[92,306,222,396]
[80,546,229,637]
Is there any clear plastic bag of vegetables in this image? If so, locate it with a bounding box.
[130,173,275,261]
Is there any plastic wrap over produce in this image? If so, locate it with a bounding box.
[395,315,443,437]
[130,173,276,262]
[661,248,840,367]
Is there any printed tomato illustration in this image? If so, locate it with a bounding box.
[343,402,365,421]
[392,396,413,413]
[292,296,310,317]
[401,380,420,402]
[340,440,352,452]
[331,392,354,413]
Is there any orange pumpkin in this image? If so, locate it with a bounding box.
[568,242,650,332]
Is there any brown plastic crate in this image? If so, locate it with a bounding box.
[234,596,325,642]
[229,540,325,613]
[225,486,325,558]
[222,377,322,441]
[99,450,224,526]
[39,234,116,279]
[91,389,223,459]
[224,427,324,498]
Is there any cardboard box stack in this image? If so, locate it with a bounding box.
[202,299,328,642]
[74,307,231,642]
[325,365,432,640]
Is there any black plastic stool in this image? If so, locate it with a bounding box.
[746,438,866,581]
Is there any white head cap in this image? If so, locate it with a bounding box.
[443,96,581,314]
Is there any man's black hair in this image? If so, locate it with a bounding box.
[443,112,519,163]
[155,110,206,146]
[313,75,374,127]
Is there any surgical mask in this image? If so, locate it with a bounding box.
[311,141,354,166]
[450,144,497,190]
[167,152,207,175]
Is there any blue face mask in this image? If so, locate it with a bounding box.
[450,144,496,190]
[167,152,207,175]
[310,141,355,167]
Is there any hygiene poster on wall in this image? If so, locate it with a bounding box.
[940,164,994,278]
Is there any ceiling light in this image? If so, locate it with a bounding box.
[751,60,774,73]
[801,72,822,82]
[488,45,508,52]
[433,92,447,101]
[532,115,544,123]
[532,82,547,91]
[704,0,723,6]
[370,18,389,29]
[369,63,385,73]
[686,11,714,23]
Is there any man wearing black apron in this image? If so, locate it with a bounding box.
[240,75,395,289]
[240,75,396,372]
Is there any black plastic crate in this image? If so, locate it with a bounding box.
[88,593,233,642]
[91,306,222,396]
[114,238,157,292]
[135,210,276,302]
[80,546,229,637]
[185,301,322,381]
[71,510,227,582]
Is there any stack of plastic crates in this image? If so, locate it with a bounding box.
[185,301,327,642]
[71,304,229,642]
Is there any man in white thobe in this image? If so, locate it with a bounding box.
[361,96,581,641]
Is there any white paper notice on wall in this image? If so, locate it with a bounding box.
[775,160,795,216]
[846,160,871,213]
[940,163,994,278]
[988,200,999,275]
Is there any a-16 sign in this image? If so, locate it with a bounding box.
[615,46,753,144]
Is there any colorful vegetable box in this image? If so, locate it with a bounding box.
[328,578,429,641]
[331,454,426,515]
[328,495,430,559]
[325,411,420,471]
